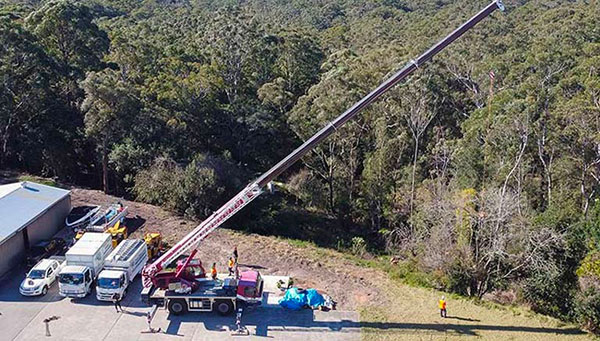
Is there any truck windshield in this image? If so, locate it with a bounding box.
[98,277,120,289]
[28,270,45,279]
[59,273,83,285]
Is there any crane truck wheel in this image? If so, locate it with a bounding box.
[214,300,234,316]
[168,299,188,315]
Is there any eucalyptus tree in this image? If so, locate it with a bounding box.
[81,69,141,193]
[25,0,109,107]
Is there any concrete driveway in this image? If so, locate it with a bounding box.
[0,268,360,340]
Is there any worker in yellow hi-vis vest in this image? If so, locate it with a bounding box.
[439,296,447,318]
[228,257,235,276]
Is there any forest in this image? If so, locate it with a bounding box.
[1,0,599,333]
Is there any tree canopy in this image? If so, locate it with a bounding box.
[1,0,599,332]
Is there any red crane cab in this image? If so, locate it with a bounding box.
[236,270,264,303]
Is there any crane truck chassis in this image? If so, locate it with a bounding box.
[141,0,505,318]
[148,271,263,316]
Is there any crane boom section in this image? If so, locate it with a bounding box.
[143,184,261,281]
[255,0,504,188]
[142,0,504,286]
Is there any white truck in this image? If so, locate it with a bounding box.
[20,256,66,296]
[58,232,113,298]
[96,239,148,301]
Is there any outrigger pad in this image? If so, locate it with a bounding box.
[231,328,249,336]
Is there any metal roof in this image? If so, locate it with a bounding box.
[60,265,88,274]
[31,258,58,271]
[0,181,70,245]
[107,239,145,262]
[99,270,123,278]
[66,233,111,256]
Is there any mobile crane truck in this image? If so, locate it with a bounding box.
[141,0,505,322]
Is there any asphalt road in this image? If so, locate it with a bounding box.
[0,268,360,340]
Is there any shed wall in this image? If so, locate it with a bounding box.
[0,231,24,276]
[26,196,71,246]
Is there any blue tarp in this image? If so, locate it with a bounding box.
[279,288,326,310]
[279,288,307,310]
[306,289,325,307]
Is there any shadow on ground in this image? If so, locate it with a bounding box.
[446,315,480,322]
[160,307,584,338]
[124,215,146,235]
[360,321,585,337]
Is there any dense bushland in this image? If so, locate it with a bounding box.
[1,0,599,332]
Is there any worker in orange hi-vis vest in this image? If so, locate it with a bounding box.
[211,263,217,280]
[439,296,447,318]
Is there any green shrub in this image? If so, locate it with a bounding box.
[522,270,576,320]
[574,287,600,334]
[18,175,59,187]
[351,236,366,257]
[577,251,600,280]
[445,261,473,296]
[133,155,224,218]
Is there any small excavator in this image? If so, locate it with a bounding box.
[144,232,166,260]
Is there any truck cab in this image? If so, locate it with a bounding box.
[236,270,264,304]
[96,270,128,301]
[58,266,94,298]
[96,239,148,301]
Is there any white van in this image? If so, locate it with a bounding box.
[59,233,112,298]
[96,239,148,301]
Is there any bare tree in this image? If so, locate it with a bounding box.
[385,77,439,224]
[445,58,486,110]
[535,61,567,207]
[468,188,564,298]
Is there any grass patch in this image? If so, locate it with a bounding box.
[286,238,317,249]
[18,174,61,187]
[347,255,437,289]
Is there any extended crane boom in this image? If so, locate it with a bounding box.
[142,0,505,288]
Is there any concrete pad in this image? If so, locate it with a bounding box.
[0,271,359,340]
[0,267,64,340]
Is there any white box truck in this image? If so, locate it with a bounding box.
[96,239,148,301]
[58,232,113,298]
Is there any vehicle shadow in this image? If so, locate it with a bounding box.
[193,308,585,338]
[164,313,191,336]
[0,267,64,303]
[68,288,107,306]
[122,310,147,317]
[125,215,146,235]
[68,276,149,308]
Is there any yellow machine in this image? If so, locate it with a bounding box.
[145,233,164,260]
[107,220,128,248]
[75,220,128,248]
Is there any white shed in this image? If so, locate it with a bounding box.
[0,181,71,276]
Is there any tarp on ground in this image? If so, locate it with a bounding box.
[279,287,307,310]
[306,288,325,308]
[279,287,326,310]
